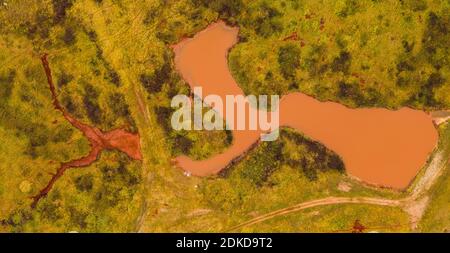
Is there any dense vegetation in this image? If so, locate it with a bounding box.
[203,128,345,211]
[0,0,448,232]
[222,0,450,109]
[219,128,344,185]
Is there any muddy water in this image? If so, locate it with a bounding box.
[172,21,438,189]
[32,55,142,207]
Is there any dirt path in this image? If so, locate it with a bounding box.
[431,111,450,126]
[225,146,448,232]
[225,196,402,232]
[170,21,447,232]
[31,54,142,208]
[172,21,438,190]
[132,85,152,233]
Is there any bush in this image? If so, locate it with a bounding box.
[62,27,76,45]
[83,84,103,124]
[143,7,161,25]
[62,94,79,116]
[174,135,193,154]
[108,93,129,118]
[140,74,162,93]
[6,209,33,230]
[27,123,49,147]
[83,97,102,124]
[96,157,140,208]
[413,73,445,107]
[140,55,171,93]
[278,44,301,80]
[57,72,73,88]
[107,70,121,87]
[238,141,282,187]
[0,70,15,102]
[194,0,243,19]
[154,106,173,133]
[51,125,73,142]
[252,2,283,38]
[403,0,427,12]
[281,129,345,180]
[31,10,52,39]
[336,0,359,18]
[74,174,94,192]
[422,12,449,69]
[327,154,345,172]
[52,0,74,24]
[337,81,362,101]
[331,51,351,73]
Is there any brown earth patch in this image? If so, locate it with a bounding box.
[31,54,142,208]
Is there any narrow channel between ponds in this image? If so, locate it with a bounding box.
[172,21,438,189]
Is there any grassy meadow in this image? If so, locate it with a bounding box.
[0,0,448,232]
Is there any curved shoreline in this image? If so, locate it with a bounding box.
[172,21,439,189]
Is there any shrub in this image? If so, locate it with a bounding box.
[62,27,76,45]
[336,0,359,18]
[278,44,301,80]
[108,93,129,118]
[107,70,121,87]
[252,2,283,38]
[57,72,73,88]
[52,0,74,24]
[140,74,162,93]
[51,125,73,142]
[27,123,49,147]
[74,174,94,192]
[337,81,363,102]
[239,141,282,187]
[174,135,193,154]
[83,84,103,124]
[403,0,427,12]
[0,70,15,102]
[331,51,351,73]
[140,55,171,93]
[62,94,79,116]
[154,106,173,133]
[194,0,243,19]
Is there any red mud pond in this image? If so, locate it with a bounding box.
[172,21,439,189]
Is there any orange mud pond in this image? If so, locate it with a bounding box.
[172,21,438,189]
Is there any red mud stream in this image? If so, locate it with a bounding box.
[31,54,142,207]
[172,21,439,189]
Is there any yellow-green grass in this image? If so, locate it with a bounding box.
[1,0,449,233]
[419,122,450,232]
[238,204,410,233]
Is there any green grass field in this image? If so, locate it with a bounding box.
[0,0,448,232]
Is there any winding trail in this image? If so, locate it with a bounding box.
[225,147,449,231]
[225,196,402,232]
[31,54,142,208]
[170,21,448,231]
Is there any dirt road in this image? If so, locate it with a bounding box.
[225,147,448,232]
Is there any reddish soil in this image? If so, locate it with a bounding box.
[31,54,142,208]
[282,32,298,41]
[172,21,438,189]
